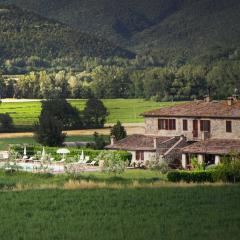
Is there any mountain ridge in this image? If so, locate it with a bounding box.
[1,0,240,64]
[0,4,134,65]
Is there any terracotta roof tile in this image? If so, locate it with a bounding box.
[105,134,171,151]
[182,139,240,155]
[142,100,240,119]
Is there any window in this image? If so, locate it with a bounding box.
[183,119,188,131]
[158,119,176,130]
[226,121,232,133]
[136,151,144,161]
[200,120,211,132]
[158,119,165,130]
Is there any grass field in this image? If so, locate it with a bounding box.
[0,99,178,129]
[0,135,98,150]
[0,186,239,240]
[0,169,163,189]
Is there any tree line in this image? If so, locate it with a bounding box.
[1,59,240,100]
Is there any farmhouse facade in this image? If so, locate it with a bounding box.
[106,96,240,168]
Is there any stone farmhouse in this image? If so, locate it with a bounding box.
[106,96,240,168]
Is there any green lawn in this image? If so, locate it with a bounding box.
[0,99,178,129]
[0,186,239,240]
[0,170,162,188]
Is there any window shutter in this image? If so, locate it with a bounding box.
[226,121,232,133]
[183,120,188,131]
[200,120,204,131]
[165,119,169,130]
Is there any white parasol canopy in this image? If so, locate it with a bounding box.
[41,147,46,160]
[57,148,70,160]
[23,145,27,159]
[80,150,85,161]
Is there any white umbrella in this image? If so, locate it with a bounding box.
[41,147,46,160]
[23,145,27,158]
[57,148,70,160]
[80,150,85,161]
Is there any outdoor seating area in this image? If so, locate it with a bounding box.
[1,146,100,174]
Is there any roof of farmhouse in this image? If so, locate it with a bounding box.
[105,134,171,151]
[142,99,240,119]
[182,139,240,155]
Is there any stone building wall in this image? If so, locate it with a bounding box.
[145,117,240,140]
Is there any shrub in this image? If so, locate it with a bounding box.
[9,145,131,163]
[148,157,170,174]
[93,132,108,150]
[96,151,129,175]
[167,170,215,183]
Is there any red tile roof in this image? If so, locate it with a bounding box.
[182,139,240,155]
[142,100,240,119]
[105,134,171,151]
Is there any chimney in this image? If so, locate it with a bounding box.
[227,97,234,106]
[204,95,211,103]
[153,137,157,149]
[110,136,116,145]
[233,94,238,101]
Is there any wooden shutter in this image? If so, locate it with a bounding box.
[165,119,169,130]
[200,120,204,131]
[226,121,232,133]
[136,151,140,161]
[173,119,176,130]
[183,120,188,131]
[200,120,211,132]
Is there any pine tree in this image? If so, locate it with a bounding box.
[110,121,127,141]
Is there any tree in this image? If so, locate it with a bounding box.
[0,114,15,132]
[110,121,127,141]
[34,110,66,147]
[92,65,132,98]
[41,98,82,130]
[83,96,108,128]
[93,132,108,150]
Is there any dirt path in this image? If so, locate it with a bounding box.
[0,123,145,138]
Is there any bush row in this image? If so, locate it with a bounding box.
[9,145,132,162]
[167,170,215,183]
[167,169,240,183]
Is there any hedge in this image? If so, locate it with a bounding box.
[167,170,215,183]
[9,145,132,162]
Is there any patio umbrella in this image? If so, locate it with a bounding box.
[41,147,46,160]
[80,150,85,161]
[57,148,70,160]
[23,145,27,158]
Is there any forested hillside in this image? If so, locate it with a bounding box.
[0,4,134,73]
[0,1,240,101]
[2,0,240,64]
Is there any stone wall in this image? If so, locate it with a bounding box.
[129,150,156,162]
[145,117,240,140]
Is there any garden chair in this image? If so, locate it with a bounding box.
[87,161,96,166]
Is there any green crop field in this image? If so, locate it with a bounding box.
[0,135,100,150]
[0,186,239,240]
[0,99,179,130]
